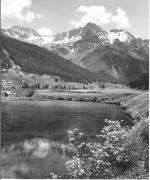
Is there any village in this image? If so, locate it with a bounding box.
[1,64,110,97]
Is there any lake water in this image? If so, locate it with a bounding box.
[1,100,132,178]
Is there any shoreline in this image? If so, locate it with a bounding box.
[2,89,148,123]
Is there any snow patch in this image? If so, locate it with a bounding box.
[54,33,82,44]
[108,31,132,44]
[27,35,39,41]
[111,65,119,79]
[42,36,54,44]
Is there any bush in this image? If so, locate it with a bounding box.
[123,118,149,175]
[22,82,29,89]
[64,120,128,178]
[26,88,35,97]
[48,118,149,179]
[64,119,149,179]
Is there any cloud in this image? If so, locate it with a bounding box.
[2,0,31,20]
[71,5,130,29]
[1,0,44,23]
[23,12,45,23]
[111,8,130,29]
[71,5,111,27]
[37,28,53,36]
[23,12,35,23]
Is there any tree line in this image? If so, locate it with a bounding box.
[129,73,149,90]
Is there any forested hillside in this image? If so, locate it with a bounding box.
[129,73,149,90]
[0,33,100,83]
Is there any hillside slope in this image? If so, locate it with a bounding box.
[0,33,100,83]
[81,40,149,84]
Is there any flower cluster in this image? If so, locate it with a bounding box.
[50,118,149,179]
[65,120,131,178]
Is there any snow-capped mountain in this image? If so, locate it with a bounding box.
[47,23,148,66]
[2,26,54,46]
[52,23,135,45]
[2,23,148,63]
[2,23,135,46]
[2,23,149,84]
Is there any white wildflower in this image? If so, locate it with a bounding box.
[67,130,74,134]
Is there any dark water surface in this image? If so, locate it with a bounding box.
[1,100,132,178]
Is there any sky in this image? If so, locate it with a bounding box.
[1,0,149,38]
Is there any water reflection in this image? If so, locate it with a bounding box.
[1,162,29,179]
[1,138,75,179]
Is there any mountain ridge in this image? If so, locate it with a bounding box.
[1,23,149,84]
[3,22,144,45]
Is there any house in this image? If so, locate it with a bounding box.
[4,91,12,97]
[31,75,35,78]
[1,69,7,73]
[16,66,21,70]
[7,81,13,85]
[2,80,6,83]
[16,66,21,73]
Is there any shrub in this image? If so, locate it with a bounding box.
[64,119,149,179]
[22,82,29,89]
[123,118,149,175]
[65,120,129,178]
[26,88,35,97]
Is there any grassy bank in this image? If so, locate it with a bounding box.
[118,91,149,178]
[33,88,141,103]
[119,91,149,120]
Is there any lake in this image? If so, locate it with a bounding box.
[1,99,133,178]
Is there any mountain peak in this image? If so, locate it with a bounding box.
[80,22,106,40]
[85,22,99,27]
[84,22,102,31]
[7,26,41,37]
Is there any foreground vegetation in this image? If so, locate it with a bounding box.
[49,92,149,179]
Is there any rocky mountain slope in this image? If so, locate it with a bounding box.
[2,23,149,84]
[80,38,149,83]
